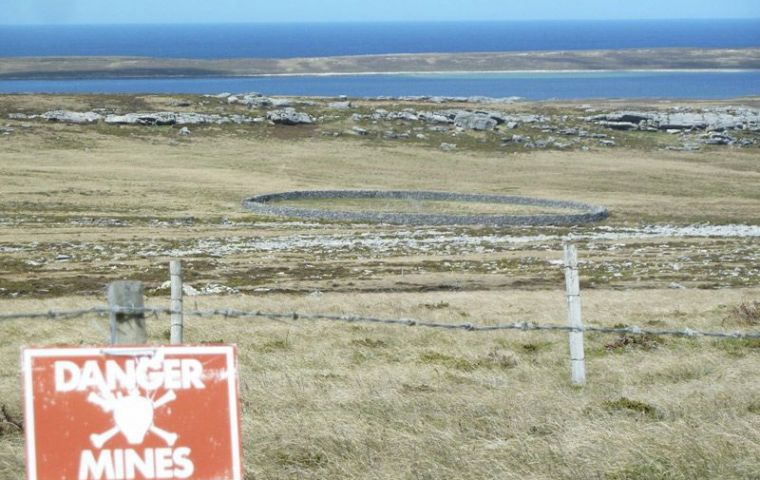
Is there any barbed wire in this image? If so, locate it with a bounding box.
[1,306,759,340]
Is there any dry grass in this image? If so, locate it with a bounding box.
[1,290,760,479]
[1,96,760,478]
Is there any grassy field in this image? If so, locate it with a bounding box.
[264,197,579,216]
[0,95,759,479]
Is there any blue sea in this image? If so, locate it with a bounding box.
[2,72,759,100]
[0,20,759,99]
[2,20,759,58]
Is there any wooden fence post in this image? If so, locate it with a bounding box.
[564,243,586,385]
[170,259,184,345]
[108,281,147,345]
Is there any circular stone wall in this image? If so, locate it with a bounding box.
[243,190,609,226]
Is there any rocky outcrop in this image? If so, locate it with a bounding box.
[454,112,497,131]
[105,112,178,125]
[17,109,263,126]
[386,111,419,122]
[41,110,102,123]
[587,108,760,131]
[102,112,263,125]
[227,93,294,108]
[266,108,313,125]
[360,108,546,130]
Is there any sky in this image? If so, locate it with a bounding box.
[1,0,759,25]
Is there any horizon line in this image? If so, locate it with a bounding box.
[2,18,760,27]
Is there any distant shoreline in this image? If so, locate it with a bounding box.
[2,69,760,81]
[1,48,759,80]
[237,68,760,78]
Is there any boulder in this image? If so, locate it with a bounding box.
[597,121,639,131]
[439,143,457,151]
[178,127,191,136]
[418,111,453,124]
[328,101,353,110]
[454,112,497,131]
[589,111,652,124]
[266,108,313,125]
[242,96,273,108]
[387,111,419,122]
[269,98,293,108]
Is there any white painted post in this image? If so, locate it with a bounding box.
[170,259,183,345]
[108,281,147,345]
[564,243,586,385]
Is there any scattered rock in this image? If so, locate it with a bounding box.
[328,101,353,110]
[666,143,701,152]
[266,108,314,125]
[700,132,735,145]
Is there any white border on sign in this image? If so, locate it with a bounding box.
[22,349,37,480]
[22,345,242,480]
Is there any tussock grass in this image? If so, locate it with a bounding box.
[732,301,760,326]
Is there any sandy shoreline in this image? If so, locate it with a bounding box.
[239,68,760,78]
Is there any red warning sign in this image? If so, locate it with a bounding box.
[22,345,242,480]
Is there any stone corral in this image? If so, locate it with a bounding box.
[244,190,609,226]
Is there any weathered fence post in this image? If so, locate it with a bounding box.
[108,281,147,345]
[564,243,586,385]
[170,259,184,345]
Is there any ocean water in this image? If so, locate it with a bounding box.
[1,71,759,100]
[1,20,759,59]
[0,20,758,98]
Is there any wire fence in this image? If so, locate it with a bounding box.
[1,306,759,340]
